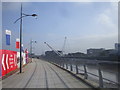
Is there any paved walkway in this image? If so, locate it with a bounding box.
[2,59,91,88]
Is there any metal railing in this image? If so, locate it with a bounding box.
[44,57,120,88]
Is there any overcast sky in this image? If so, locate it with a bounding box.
[2,1,118,55]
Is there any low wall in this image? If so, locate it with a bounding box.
[0,49,29,77]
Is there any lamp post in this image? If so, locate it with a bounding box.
[30,40,37,58]
[14,3,37,73]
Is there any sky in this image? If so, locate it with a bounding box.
[2,1,118,55]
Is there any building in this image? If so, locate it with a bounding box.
[45,50,63,57]
[115,43,120,55]
[100,49,117,57]
[115,43,120,50]
[45,51,56,57]
[87,48,105,57]
[67,52,86,57]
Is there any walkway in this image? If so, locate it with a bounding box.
[2,59,91,88]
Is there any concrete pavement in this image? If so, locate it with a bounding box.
[2,59,92,88]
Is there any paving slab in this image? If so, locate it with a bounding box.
[2,59,91,88]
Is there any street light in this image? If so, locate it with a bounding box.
[14,3,37,73]
[30,40,37,58]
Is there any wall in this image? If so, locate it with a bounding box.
[0,49,28,77]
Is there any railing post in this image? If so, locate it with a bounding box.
[70,64,73,71]
[83,65,88,79]
[57,60,59,65]
[59,61,61,66]
[60,62,62,67]
[76,64,78,74]
[60,61,62,67]
[62,63,64,68]
[66,63,68,69]
[98,63,104,88]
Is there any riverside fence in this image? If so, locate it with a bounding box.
[43,56,120,88]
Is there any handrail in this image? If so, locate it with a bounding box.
[44,57,119,88]
[67,64,119,85]
[75,66,120,86]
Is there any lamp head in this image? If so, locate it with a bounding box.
[32,14,37,17]
[44,42,46,44]
[35,41,37,43]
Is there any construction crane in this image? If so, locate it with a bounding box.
[44,42,63,57]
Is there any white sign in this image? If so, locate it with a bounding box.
[16,38,20,42]
[5,30,11,35]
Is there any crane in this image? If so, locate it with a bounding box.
[44,42,63,57]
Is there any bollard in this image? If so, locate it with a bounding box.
[83,65,88,79]
[70,64,73,71]
[98,63,104,88]
[76,65,78,74]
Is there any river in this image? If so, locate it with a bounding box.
[64,63,119,88]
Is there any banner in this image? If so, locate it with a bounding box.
[0,50,18,76]
[17,52,26,68]
[5,30,11,45]
[16,38,20,49]
[0,49,29,77]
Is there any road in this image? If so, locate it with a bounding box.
[3,59,92,88]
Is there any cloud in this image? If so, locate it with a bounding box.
[110,1,118,10]
[67,2,118,53]
[97,13,117,31]
[95,2,118,34]
[70,32,118,44]
[68,33,118,53]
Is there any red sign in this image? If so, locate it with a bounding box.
[0,50,18,76]
[16,41,20,49]
[16,38,20,49]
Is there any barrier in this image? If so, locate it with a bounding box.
[44,57,120,88]
[0,49,29,77]
[0,50,17,76]
[17,52,26,68]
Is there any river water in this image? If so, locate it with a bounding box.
[64,64,119,87]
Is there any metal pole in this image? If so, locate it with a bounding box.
[84,65,88,79]
[60,62,62,67]
[31,41,33,56]
[29,40,33,63]
[98,63,103,88]
[20,3,22,73]
[70,64,73,71]
[62,63,64,68]
[66,63,68,69]
[30,40,31,55]
[30,40,32,57]
[76,64,78,74]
